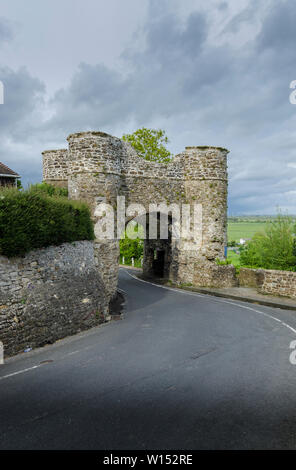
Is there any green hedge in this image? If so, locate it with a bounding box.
[0,187,95,257]
[29,182,69,198]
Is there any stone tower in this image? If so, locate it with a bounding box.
[42,149,68,188]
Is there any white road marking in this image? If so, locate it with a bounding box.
[65,350,81,357]
[117,287,127,295]
[0,365,42,381]
[123,269,296,335]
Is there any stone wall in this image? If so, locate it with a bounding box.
[193,261,238,288]
[260,269,296,299]
[239,267,265,289]
[0,241,110,358]
[239,267,296,299]
[43,131,235,288]
[42,149,69,188]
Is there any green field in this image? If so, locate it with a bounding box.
[227,249,241,267]
[227,222,267,243]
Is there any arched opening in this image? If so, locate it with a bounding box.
[119,211,175,280]
[142,211,174,280]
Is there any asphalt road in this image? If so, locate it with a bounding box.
[1,268,296,450]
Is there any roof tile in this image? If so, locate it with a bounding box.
[0,162,19,176]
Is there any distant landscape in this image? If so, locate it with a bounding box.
[227,215,296,268]
[121,215,296,270]
[227,216,295,242]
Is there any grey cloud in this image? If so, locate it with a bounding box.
[0,17,13,44]
[257,1,296,50]
[218,2,228,12]
[46,6,258,134]
[2,1,296,213]
[144,11,207,61]
[46,63,129,138]
[42,1,296,215]
[0,66,45,140]
[0,65,45,187]
[222,0,258,34]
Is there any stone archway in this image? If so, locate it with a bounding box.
[42,131,237,296]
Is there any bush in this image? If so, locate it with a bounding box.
[0,186,94,257]
[239,213,296,271]
[29,182,68,198]
[119,236,143,263]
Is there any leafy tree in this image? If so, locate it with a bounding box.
[122,127,172,163]
[17,179,23,190]
[239,213,296,271]
[119,236,143,263]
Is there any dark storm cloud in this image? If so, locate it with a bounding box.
[144,11,208,60]
[47,8,223,129]
[47,63,129,138]
[2,0,296,212]
[38,1,296,212]
[0,66,45,138]
[257,1,296,50]
[0,65,45,185]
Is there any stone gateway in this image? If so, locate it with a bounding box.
[43,131,237,293]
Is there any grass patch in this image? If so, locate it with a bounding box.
[228,222,267,242]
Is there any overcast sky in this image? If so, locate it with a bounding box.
[0,0,296,214]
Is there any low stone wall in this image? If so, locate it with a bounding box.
[239,267,296,299]
[239,267,265,288]
[260,269,296,299]
[0,241,110,358]
[193,261,238,288]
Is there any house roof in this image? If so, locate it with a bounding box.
[0,162,20,177]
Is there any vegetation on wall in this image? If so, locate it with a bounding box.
[29,182,68,198]
[122,127,172,163]
[0,185,94,257]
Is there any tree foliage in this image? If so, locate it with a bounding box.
[119,236,143,263]
[122,127,172,163]
[239,213,296,271]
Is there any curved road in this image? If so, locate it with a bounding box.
[1,268,296,449]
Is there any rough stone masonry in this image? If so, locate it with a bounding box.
[0,241,109,357]
[43,131,237,290]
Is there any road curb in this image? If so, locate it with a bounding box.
[129,271,296,311]
[177,286,296,311]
